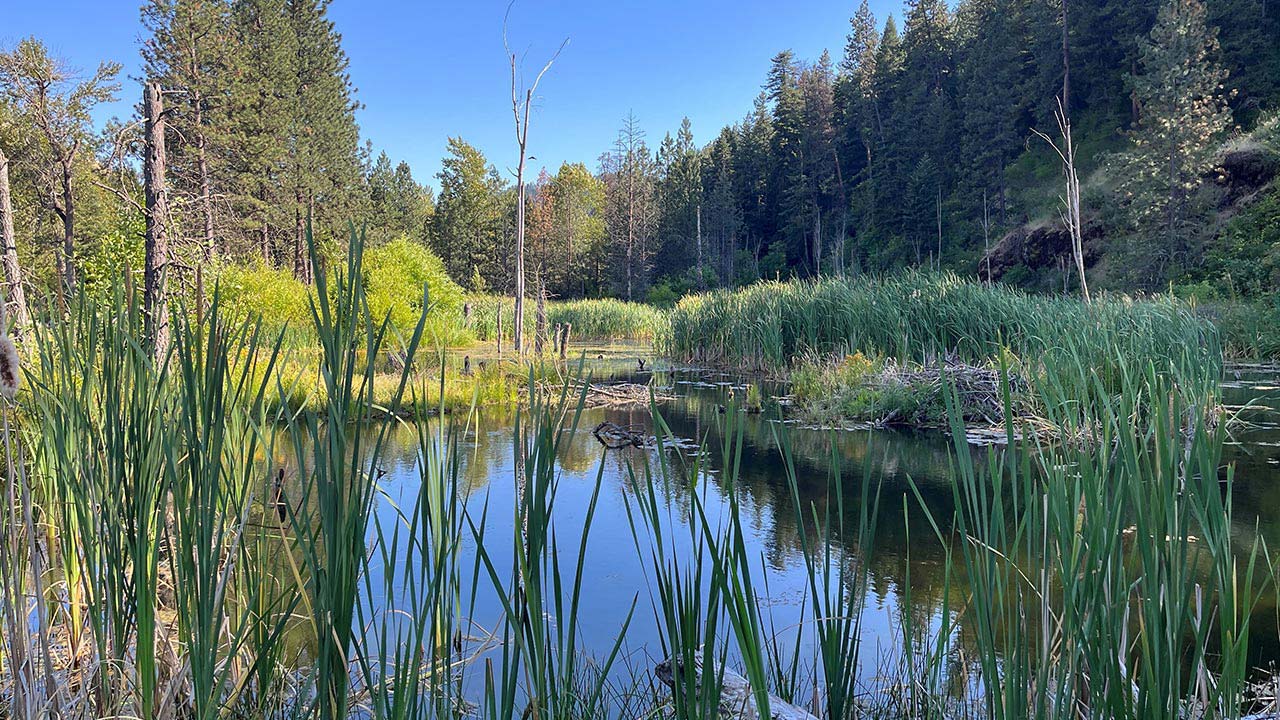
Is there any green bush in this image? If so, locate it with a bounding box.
[214,263,312,340]
[363,237,469,343]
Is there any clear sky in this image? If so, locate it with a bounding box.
[2,0,899,189]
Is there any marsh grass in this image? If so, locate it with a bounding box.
[662,271,1217,379]
[0,236,1273,719]
[466,295,665,343]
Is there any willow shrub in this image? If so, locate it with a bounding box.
[214,238,473,347]
[363,237,470,345]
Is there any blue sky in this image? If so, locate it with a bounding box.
[3,0,899,189]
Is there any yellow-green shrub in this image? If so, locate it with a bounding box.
[363,237,470,345]
[214,264,312,340]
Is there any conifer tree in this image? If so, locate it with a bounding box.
[1117,0,1232,280]
[432,138,508,289]
[141,0,231,260]
[548,161,605,297]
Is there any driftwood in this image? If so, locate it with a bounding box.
[592,421,645,449]
[544,380,675,409]
[655,656,818,720]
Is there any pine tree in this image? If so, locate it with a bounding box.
[864,16,907,263]
[548,162,605,297]
[367,151,431,243]
[701,128,742,284]
[766,51,809,271]
[956,0,1031,227]
[432,138,508,289]
[285,0,363,280]
[836,0,880,251]
[799,52,838,275]
[1117,0,1232,281]
[0,38,120,291]
[141,0,232,260]
[655,117,703,285]
[602,113,658,300]
[227,0,294,264]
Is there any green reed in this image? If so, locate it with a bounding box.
[2,230,1274,720]
[913,344,1266,719]
[465,294,664,343]
[661,271,1218,379]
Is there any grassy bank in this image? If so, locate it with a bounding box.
[664,272,1224,429]
[2,236,1273,719]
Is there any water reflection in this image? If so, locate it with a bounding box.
[352,361,1280,686]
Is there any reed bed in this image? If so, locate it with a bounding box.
[466,294,665,342]
[0,236,1274,719]
[661,271,1218,378]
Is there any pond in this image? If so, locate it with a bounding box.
[353,355,1280,696]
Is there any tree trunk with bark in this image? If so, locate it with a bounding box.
[0,149,30,330]
[143,80,171,358]
[506,25,563,358]
[58,159,76,292]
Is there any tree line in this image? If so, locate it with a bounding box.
[0,0,1277,315]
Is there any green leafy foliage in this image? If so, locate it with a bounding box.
[363,237,467,342]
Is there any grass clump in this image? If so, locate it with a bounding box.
[662,271,1217,377]
[546,298,665,340]
[465,294,664,343]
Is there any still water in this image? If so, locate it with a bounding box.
[357,355,1280,687]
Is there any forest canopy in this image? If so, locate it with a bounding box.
[0,0,1278,315]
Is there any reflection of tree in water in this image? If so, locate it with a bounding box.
[645,371,983,654]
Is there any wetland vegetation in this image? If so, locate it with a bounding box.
[4,0,1280,717]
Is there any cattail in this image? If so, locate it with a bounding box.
[0,335,19,400]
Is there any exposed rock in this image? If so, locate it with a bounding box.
[1215,143,1280,203]
[981,217,1104,282]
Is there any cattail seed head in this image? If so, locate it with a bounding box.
[0,335,20,400]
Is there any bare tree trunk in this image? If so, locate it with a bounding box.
[626,167,635,301]
[1034,100,1091,303]
[506,20,565,358]
[0,149,30,331]
[982,189,992,286]
[535,275,546,355]
[293,188,308,283]
[59,160,76,292]
[193,98,216,262]
[143,80,170,358]
[566,194,574,291]
[812,208,822,276]
[1061,0,1071,114]
[935,187,943,270]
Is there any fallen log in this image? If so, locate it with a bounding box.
[655,656,818,720]
[592,421,645,449]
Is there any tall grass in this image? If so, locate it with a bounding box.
[466,294,665,343]
[661,271,1219,379]
[0,233,1272,719]
[914,347,1267,719]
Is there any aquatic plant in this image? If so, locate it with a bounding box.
[0,233,1273,720]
